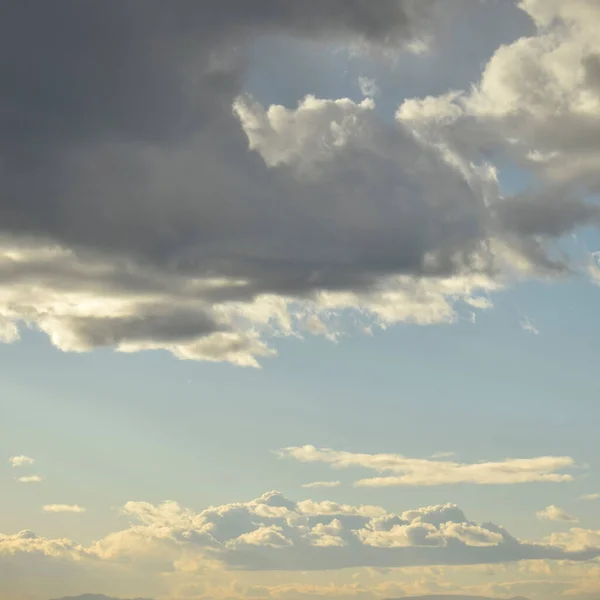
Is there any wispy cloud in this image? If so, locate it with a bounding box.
[536,505,578,522]
[580,493,600,501]
[42,504,86,514]
[16,475,43,483]
[9,455,34,467]
[301,481,341,489]
[357,76,380,98]
[431,451,456,459]
[520,317,540,335]
[277,445,577,487]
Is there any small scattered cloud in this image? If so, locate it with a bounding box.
[277,445,577,487]
[464,296,493,310]
[42,505,86,514]
[357,76,380,98]
[16,475,43,484]
[431,451,455,459]
[405,38,431,55]
[536,505,578,523]
[520,318,540,335]
[588,251,600,285]
[301,481,341,489]
[9,455,34,467]
[580,493,600,501]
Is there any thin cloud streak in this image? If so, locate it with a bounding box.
[16,475,43,484]
[277,445,577,486]
[42,505,86,514]
[301,481,342,489]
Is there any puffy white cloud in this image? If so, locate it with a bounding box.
[536,505,578,522]
[399,504,469,527]
[9,455,34,467]
[42,491,600,572]
[441,523,505,548]
[356,522,446,548]
[357,519,504,550]
[0,530,86,559]
[277,445,576,487]
[236,526,293,548]
[396,0,600,274]
[3,490,600,600]
[232,94,375,171]
[307,519,347,548]
[545,527,600,552]
[43,505,87,514]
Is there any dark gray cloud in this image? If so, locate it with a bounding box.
[0,0,433,256]
[493,191,600,238]
[48,306,222,349]
[0,0,478,280]
[0,0,593,364]
[0,0,503,363]
[1,1,434,144]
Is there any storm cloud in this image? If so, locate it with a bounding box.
[0,0,596,364]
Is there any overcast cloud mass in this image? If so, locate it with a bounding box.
[1,0,598,366]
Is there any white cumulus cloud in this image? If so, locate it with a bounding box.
[536,505,578,522]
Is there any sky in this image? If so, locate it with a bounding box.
[2,1,600,599]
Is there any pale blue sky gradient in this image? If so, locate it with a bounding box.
[2,3,600,599]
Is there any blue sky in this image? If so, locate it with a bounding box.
[2,2,600,600]
[3,274,600,542]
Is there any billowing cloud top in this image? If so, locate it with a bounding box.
[3,491,600,576]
